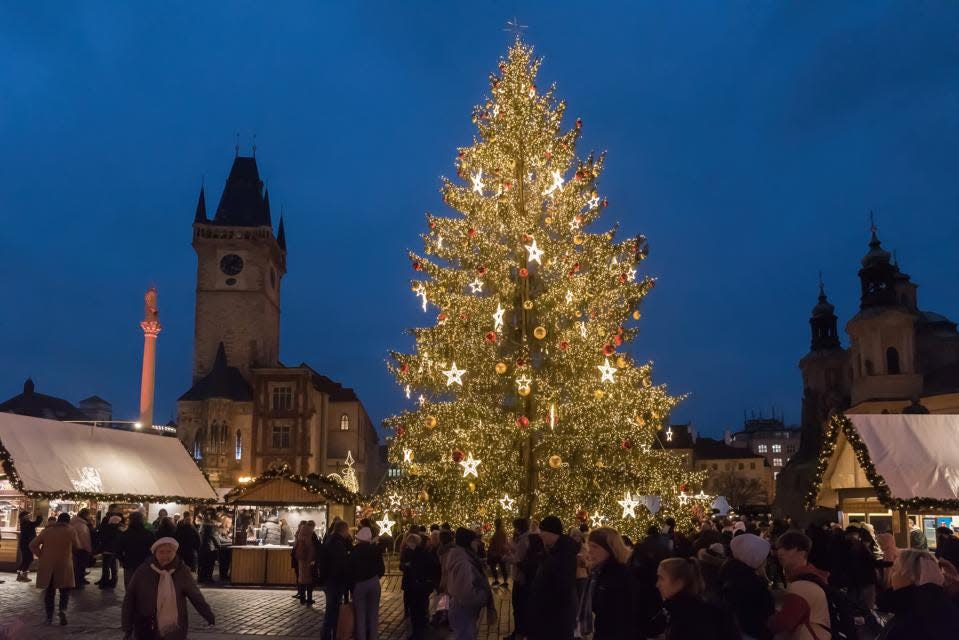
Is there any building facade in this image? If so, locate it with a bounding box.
[176,155,384,493]
[693,437,775,507]
[727,416,801,476]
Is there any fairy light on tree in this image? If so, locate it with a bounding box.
[383,39,704,535]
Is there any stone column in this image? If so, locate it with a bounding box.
[139,287,162,429]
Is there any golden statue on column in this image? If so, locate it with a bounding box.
[139,287,162,429]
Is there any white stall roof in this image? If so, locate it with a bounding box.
[0,413,216,502]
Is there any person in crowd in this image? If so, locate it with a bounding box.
[216,515,233,581]
[69,508,94,588]
[117,511,157,588]
[151,509,168,531]
[198,512,220,583]
[349,526,386,640]
[96,514,123,589]
[875,526,899,586]
[156,516,177,540]
[908,517,928,550]
[504,518,533,640]
[656,557,739,640]
[527,515,579,640]
[442,527,495,640]
[16,509,42,582]
[293,521,317,604]
[696,542,727,604]
[279,518,293,546]
[767,531,830,640]
[122,537,215,639]
[318,520,352,640]
[324,516,342,544]
[935,526,959,567]
[29,512,79,626]
[400,533,437,640]
[720,533,773,640]
[172,513,181,526]
[628,527,667,639]
[568,526,590,629]
[876,548,959,639]
[487,518,509,588]
[174,511,201,572]
[835,525,879,609]
[583,527,633,640]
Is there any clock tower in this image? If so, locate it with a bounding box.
[191,154,287,382]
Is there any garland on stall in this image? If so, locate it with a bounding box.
[0,438,216,505]
[804,414,959,512]
[222,463,361,504]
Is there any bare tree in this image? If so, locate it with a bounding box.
[709,472,768,509]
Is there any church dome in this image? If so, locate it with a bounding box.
[861,229,891,267]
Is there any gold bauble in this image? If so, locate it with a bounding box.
[548,455,563,469]
[478,506,488,516]
[573,235,584,246]
[417,489,429,502]
[632,310,641,320]
[616,356,628,368]
[518,385,531,397]
[635,415,647,427]
[495,362,508,375]
[594,389,606,400]
[468,482,476,492]
[533,326,547,340]
[425,415,438,428]
[595,459,606,469]
[523,300,534,310]
[409,463,422,476]
[544,216,553,225]
[575,310,582,318]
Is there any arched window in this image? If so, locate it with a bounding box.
[235,429,242,461]
[886,347,901,375]
[193,436,203,460]
[340,414,350,431]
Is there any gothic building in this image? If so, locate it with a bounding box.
[176,154,385,493]
[777,226,959,517]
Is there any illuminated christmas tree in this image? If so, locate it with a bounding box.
[382,40,706,536]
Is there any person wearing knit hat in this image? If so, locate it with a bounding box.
[445,527,495,638]
[96,513,125,590]
[528,515,579,639]
[349,526,385,640]
[719,533,774,640]
[122,536,214,640]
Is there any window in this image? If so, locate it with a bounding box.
[193,438,202,460]
[711,463,718,470]
[886,347,901,374]
[272,425,292,449]
[340,414,350,431]
[786,446,796,454]
[272,386,294,410]
[750,462,756,470]
[235,430,242,460]
[388,467,402,478]
[757,444,768,453]
[738,463,744,470]
[773,457,783,467]
[774,471,779,480]
[772,444,782,453]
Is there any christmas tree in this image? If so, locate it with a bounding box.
[381,40,706,537]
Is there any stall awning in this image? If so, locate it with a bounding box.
[224,464,357,506]
[809,414,959,511]
[0,413,217,503]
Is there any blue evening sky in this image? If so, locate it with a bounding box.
[1,2,957,437]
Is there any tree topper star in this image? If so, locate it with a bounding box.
[471,169,485,194]
[618,492,640,518]
[499,494,516,511]
[459,452,481,478]
[524,238,544,265]
[442,362,466,386]
[598,358,617,383]
[468,278,484,294]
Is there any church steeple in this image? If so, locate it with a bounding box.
[193,185,207,223]
[858,224,897,309]
[277,215,287,252]
[810,277,840,351]
[212,155,271,227]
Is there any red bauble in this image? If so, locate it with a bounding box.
[413,262,422,271]
[575,118,583,129]
[400,364,409,374]
[499,62,507,71]
[680,483,688,492]
[572,262,581,273]
[545,151,552,159]
[603,344,615,356]
[468,228,477,237]
[516,416,530,429]
[559,341,569,351]
[621,438,633,450]
[477,266,487,276]
[613,335,624,347]
[575,170,584,181]
[459,312,468,321]
[429,220,437,229]
[483,522,493,533]
[516,359,526,368]
[519,268,529,278]
[452,449,465,463]
[601,198,608,207]
[617,326,624,335]
[437,313,447,322]
[396,426,406,437]
[504,181,512,191]
[576,509,588,521]
[485,331,497,343]
[619,274,628,284]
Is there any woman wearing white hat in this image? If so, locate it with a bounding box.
[121,537,215,639]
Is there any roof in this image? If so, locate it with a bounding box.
[0,379,89,421]
[179,343,252,402]
[694,437,764,460]
[212,156,272,227]
[300,364,359,402]
[810,414,959,510]
[653,423,695,450]
[223,464,358,505]
[0,412,217,502]
[919,310,957,327]
[78,395,111,406]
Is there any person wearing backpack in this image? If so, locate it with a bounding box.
[769,531,851,640]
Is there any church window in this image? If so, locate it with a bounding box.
[886,347,901,374]
[235,430,242,460]
[772,444,782,453]
[340,414,350,431]
[193,437,202,460]
[272,425,292,449]
[773,458,783,467]
[757,444,768,453]
[272,386,294,410]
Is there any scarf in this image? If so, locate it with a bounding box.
[578,566,598,636]
[150,564,179,636]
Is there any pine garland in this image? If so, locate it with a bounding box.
[223,463,360,504]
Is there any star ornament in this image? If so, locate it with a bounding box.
[618,492,640,518]
[543,170,564,196]
[493,303,505,332]
[442,362,466,387]
[590,512,607,528]
[386,492,402,509]
[459,452,481,478]
[598,358,617,383]
[585,195,601,210]
[376,513,396,535]
[677,491,691,506]
[499,494,516,511]
[515,374,532,389]
[626,267,637,283]
[524,238,544,265]
[403,448,414,463]
[471,169,485,194]
[565,290,574,304]
[469,278,484,294]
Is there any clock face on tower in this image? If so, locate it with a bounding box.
[220,254,244,276]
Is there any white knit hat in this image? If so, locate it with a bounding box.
[151,537,179,553]
[730,533,770,569]
[356,527,373,543]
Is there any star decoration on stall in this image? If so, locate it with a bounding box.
[598,358,617,383]
[417,394,426,407]
[665,427,673,442]
[442,362,466,386]
[499,494,516,511]
[413,283,428,312]
[618,492,640,518]
[524,238,544,265]
[493,304,505,332]
[695,490,711,502]
[459,452,481,478]
[543,170,564,196]
[471,169,485,194]
[376,513,396,535]
[565,290,574,304]
[468,278,484,294]
[590,512,607,528]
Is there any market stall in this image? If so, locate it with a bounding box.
[808,413,959,548]
[0,412,217,567]
[223,465,358,585]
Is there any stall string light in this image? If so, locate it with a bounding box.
[223,463,361,505]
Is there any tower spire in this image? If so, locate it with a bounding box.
[194,183,207,223]
[139,287,162,429]
[810,275,839,351]
[277,211,287,251]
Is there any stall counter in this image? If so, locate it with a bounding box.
[230,545,296,585]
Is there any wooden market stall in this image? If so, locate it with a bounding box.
[808,413,959,548]
[223,465,358,585]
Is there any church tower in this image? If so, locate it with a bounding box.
[191,155,287,382]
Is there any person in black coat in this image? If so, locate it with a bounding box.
[528,515,579,640]
[16,510,42,582]
[656,557,740,640]
[318,520,352,640]
[174,511,201,572]
[877,548,959,640]
[399,533,439,640]
[116,512,156,587]
[96,514,123,588]
[197,514,220,583]
[720,533,773,640]
[586,527,634,640]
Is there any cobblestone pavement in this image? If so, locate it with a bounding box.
[0,573,514,639]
